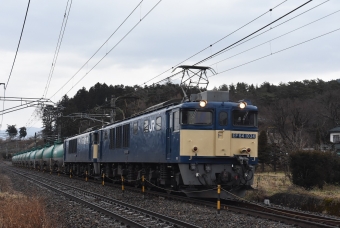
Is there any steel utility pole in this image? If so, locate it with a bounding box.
[0,83,5,129]
[110,95,116,123]
[108,95,138,123]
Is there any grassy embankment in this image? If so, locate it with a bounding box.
[0,168,55,228]
[246,171,340,216]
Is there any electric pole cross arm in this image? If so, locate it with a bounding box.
[0,97,57,115]
[62,113,111,124]
[99,95,139,123]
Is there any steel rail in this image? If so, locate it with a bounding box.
[11,168,200,228]
[12,169,146,228]
[49,169,340,227]
[10,165,340,228]
[224,200,340,227]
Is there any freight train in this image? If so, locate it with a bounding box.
[12,90,258,199]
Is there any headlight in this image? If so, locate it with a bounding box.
[239,101,247,109]
[199,100,207,108]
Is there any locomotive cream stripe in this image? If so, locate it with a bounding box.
[93,144,98,159]
[180,130,258,157]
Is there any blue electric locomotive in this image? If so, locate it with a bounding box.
[63,90,258,199]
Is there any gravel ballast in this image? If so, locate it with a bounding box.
[1,163,298,227]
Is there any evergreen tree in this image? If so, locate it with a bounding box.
[6,125,17,139]
[258,130,270,171]
[19,127,27,139]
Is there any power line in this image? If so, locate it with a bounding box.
[209,8,340,68]
[1,0,31,130]
[49,0,145,100]
[142,0,289,86]
[193,0,313,66]
[209,28,340,79]
[168,0,332,83]
[5,0,31,90]
[27,1,144,129]
[61,0,163,97]
[26,0,72,130]
[26,0,159,130]
[211,0,330,60]
[153,0,313,85]
[43,0,73,98]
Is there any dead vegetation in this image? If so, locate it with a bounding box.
[0,170,56,228]
[246,172,340,201]
[245,171,340,216]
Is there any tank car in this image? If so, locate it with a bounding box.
[63,90,258,199]
[12,142,64,172]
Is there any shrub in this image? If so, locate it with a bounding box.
[289,150,340,190]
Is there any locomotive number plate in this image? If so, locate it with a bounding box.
[232,133,256,139]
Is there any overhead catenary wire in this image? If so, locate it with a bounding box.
[61,0,163,97]
[142,0,289,86]
[210,0,330,61]
[193,0,313,66]
[209,7,340,68]
[17,0,288,130]
[209,28,340,79]
[153,0,314,85]
[1,0,31,130]
[26,0,145,129]
[43,0,73,99]
[26,0,72,131]
[166,7,338,85]
[23,1,331,130]
[85,0,340,116]
[5,0,31,90]
[30,31,340,133]
[49,0,145,100]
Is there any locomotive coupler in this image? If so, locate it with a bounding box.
[235,155,249,164]
[234,155,252,171]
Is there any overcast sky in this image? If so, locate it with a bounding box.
[0,0,339,132]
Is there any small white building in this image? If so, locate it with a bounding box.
[329,126,340,156]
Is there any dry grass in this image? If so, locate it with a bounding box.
[0,194,54,228]
[0,173,56,228]
[246,172,340,201]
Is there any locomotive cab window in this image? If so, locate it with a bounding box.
[181,109,212,125]
[232,110,258,127]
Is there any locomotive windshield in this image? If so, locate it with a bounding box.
[232,110,258,127]
[181,109,212,125]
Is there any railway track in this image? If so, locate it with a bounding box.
[8,165,340,228]
[10,167,200,228]
[220,200,340,228]
[86,172,340,228]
